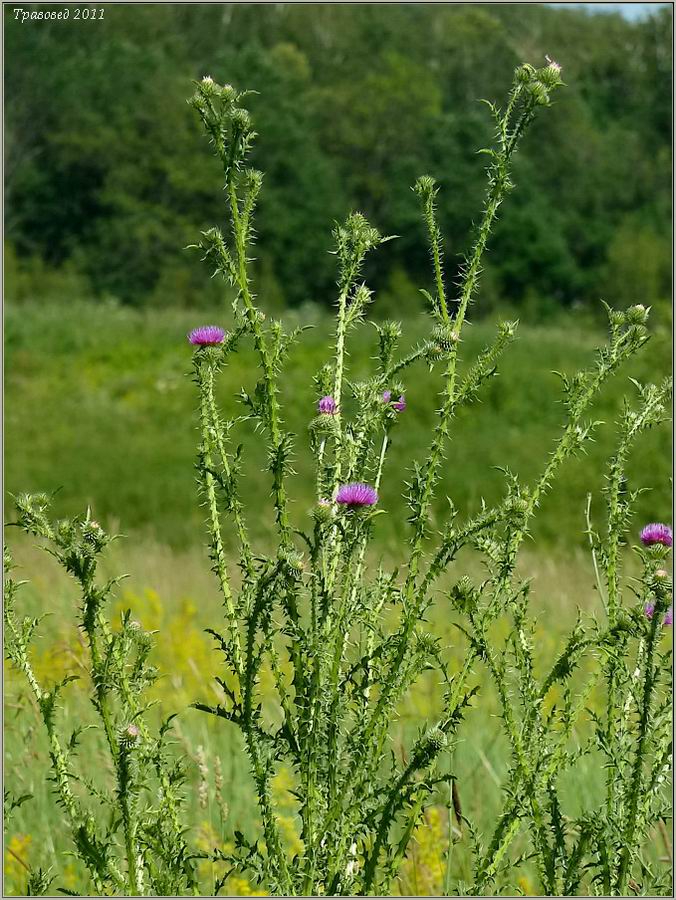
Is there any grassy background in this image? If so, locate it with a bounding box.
[4,298,673,895]
[5,299,672,549]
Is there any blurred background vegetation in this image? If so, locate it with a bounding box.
[4,3,672,316]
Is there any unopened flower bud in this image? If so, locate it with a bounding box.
[415,727,448,765]
[500,321,518,340]
[529,81,550,106]
[451,576,478,612]
[120,723,141,749]
[313,498,335,524]
[231,108,251,131]
[199,76,217,98]
[281,550,304,580]
[431,324,460,355]
[515,63,536,85]
[310,413,340,437]
[626,304,649,326]
[82,520,106,551]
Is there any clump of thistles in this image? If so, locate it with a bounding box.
[383,390,406,413]
[336,482,378,509]
[318,395,338,415]
[640,523,673,548]
[188,325,226,346]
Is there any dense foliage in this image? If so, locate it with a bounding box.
[4,3,672,314]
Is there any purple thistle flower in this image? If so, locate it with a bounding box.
[640,523,673,548]
[335,482,378,509]
[645,602,672,627]
[383,390,406,413]
[188,325,226,346]
[318,395,338,415]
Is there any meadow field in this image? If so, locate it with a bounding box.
[4,299,672,895]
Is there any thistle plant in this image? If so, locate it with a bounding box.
[4,60,672,897]
[4,500,198,897]
[185,61,671,896]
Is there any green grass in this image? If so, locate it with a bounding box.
[5,300,672,551]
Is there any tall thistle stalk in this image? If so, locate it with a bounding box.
[190,81,292,550]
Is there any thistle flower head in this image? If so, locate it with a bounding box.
[383,390,406,413]
[336,482,378,509]
[281,549,305,580]
[640,523,673,548]
[429,323,460,357]
[414,726,448,766]
[539,56,563,90]
[655,568,671,585]
[314,497,334,523]
[120,722,141,749]
[545,55,561,74]
[82,519,107,552]
[318,395,338,415]
[626,304,649,325]
[188,325,226,346]
[645,602,672,626]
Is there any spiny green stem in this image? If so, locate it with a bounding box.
[196,359,243,676]
[227,179,292,549]
[82,596,144,895]
[207,385,255,578]
[4,579,110,894]
[332,283,350,488]
[615,603,665,894]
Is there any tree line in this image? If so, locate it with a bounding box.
[4,3,672,316]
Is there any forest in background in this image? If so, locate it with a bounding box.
[4,3,672,317]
